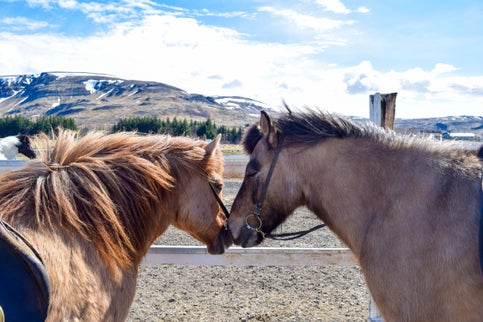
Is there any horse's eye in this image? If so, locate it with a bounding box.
[246,160,259,177]
[211,181,223,193]
[246,167,258,177]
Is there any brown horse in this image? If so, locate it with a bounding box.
[228,109,483,321]
[0,129,231,321]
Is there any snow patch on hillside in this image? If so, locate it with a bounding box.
[83,79,124,94]
[214,96,269,111]
[51,97,61,108]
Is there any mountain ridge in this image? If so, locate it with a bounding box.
[0,72,482,138]
[0,72,269,129]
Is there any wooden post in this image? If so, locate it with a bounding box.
[369,92,397,130]
[367,92,398,322]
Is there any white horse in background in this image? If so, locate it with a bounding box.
[0,135,37,160]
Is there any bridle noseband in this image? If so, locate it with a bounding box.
[244,135,325,240]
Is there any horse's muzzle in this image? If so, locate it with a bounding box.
[230,225,263,248]
[207,228,233,254]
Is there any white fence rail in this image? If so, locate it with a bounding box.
[143,245,356,266]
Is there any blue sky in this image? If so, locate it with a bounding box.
[1,0,482,118]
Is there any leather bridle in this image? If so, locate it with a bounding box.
[209,134,324,240]
[244,135,325,240]
[209,182,230,227]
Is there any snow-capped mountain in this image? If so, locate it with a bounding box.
[393,115,483,137]
[0,72,482,137]
[0,72,270,129]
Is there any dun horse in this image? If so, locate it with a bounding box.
[0,129,231,321]
[228,109,483,321]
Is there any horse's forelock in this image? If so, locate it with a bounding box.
[242,124,262,154]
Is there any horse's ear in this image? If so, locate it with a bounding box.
[205,133,221,156]
[259,110,278,146]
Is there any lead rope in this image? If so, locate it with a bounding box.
[266,223,326,240]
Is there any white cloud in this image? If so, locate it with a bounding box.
[314,0,370,15]
[356,6,370,14]
[315,0,351,14]
[194,8,251,19]
[0,13,359,114]
[26,0,52,9]
[431,63,459,75]
[259,6,355,32]
[341,61,483,110]
[58,0,77,9]
[2,16,50,30]
[23,0,159,24]
[0,5,482,118]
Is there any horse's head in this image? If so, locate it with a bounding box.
[0,135,36,160]
[170,134,232,254]
[228,111,303,247]
[16,135,37,159]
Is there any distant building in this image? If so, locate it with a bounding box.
[442,132,480,141]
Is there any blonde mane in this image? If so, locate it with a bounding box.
[0,129,221,270]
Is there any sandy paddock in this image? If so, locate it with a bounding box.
[128,179,369,322]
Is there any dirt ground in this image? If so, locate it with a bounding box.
[127,179,369,322]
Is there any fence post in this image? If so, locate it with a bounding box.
[367,92,397,322]
[369,92,397,130]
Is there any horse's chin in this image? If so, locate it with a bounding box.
[232,228,263,248]
[207,229,233,255]
[240,237,261,248]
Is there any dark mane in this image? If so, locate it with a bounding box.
[243,109,482,171]
[275,110,377,146]
[0,130,220,270]
[243,109,383,153]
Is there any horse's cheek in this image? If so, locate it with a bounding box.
[249,177,263,205]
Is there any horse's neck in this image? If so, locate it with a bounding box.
[297,139,418,254]
[0,138,18,160]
